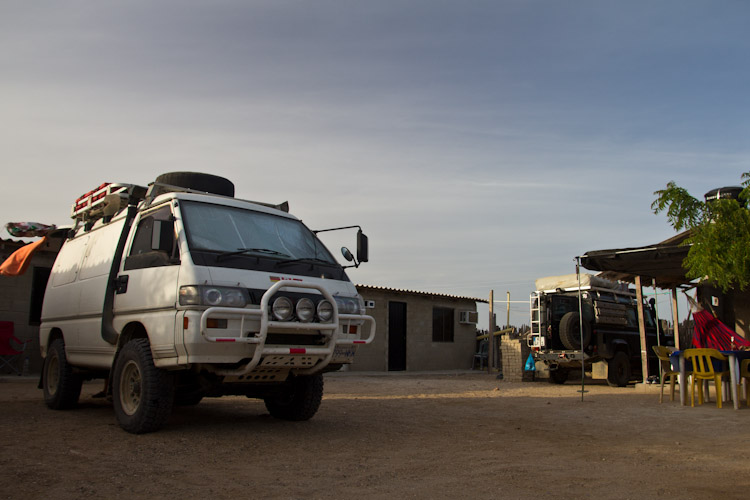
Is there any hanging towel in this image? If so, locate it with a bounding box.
[0,237,48,276]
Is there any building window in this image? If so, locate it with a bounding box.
[432,307,454,342]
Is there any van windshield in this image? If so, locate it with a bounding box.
[179,201,337,265]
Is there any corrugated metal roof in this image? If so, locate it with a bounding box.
[355,284,488,303]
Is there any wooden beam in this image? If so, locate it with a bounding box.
[635,276,649,381]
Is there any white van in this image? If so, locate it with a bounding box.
[40,172,375,433]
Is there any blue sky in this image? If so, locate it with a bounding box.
[2,1,749,327]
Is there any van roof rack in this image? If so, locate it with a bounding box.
[71,183,147,222]
[71,180,291,225]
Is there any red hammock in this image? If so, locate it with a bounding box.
[692,309,750,350]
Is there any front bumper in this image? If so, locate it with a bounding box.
[182,280,375,376]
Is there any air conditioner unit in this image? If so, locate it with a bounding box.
[459,311,478,324]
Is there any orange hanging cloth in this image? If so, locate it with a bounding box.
[0,237,48,276]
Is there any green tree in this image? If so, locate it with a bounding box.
[651,173,750,291]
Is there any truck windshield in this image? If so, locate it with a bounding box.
[179,201,337,264]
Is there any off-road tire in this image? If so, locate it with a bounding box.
[607,351,631,387]
[42,338,83,410]
[264,374,323,421]
[548,367,570,385]
[112,338,174,434]
[559,311,591,350]
[155,172,235,197]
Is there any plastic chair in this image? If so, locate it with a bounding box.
[741,359,750,407]
[652,345,684,403]
[683,348,730,408]
[0,321,30,376]
[472,340,489,370]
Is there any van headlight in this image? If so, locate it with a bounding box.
[179,286,249,307]
[334,296,365,315]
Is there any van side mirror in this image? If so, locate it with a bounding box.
[151,220,175,254]
[357,230,368,263]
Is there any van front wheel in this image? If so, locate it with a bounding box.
[113,338,174,434]
[264,374,323,421]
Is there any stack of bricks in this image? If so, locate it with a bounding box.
[500,334,535,382]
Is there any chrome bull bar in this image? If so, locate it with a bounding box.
[199,280,375,376]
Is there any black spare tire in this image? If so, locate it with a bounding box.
[155,172,235,197]
[559,311,591,350]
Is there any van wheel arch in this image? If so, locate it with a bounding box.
[116,322,149,350]
[45,328,64,349]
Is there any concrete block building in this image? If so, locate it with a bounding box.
[352,285,486,372]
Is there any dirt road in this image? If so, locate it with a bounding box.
[2,372,749,499]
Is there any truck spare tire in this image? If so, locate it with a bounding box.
[559,311,591,350]
[155,172,235,197]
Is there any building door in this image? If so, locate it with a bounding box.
[388,301,407,371]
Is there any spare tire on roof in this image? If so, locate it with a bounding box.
[155,172,234,197]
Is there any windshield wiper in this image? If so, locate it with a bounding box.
[216,248,290,261]
[276,257,338,267]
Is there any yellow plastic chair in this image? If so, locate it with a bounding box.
[683,348,730,408]
[741,359,750,407]
[652,346,687,403]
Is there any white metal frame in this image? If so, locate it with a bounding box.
[198,280,375,376]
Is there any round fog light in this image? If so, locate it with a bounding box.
[296,298,315,323]
[317,300,334,322]
[272,296,293,321]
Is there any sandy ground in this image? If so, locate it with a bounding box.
[2,371,750,500]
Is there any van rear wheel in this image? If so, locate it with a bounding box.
[113,338,174,434]
[43,338,82,410]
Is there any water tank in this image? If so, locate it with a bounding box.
[704,186,744,203]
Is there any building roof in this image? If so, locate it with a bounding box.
[356,284,488,303]
[579,230,694,289]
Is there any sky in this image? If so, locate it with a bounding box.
[2,1,749,328]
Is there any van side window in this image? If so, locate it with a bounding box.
[124,206,179,270]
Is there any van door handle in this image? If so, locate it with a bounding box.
[115,275,129,294]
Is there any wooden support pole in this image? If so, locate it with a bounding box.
[671,288,681,350]
[635,276,649,381]
[506,291,510,329]
[488,290,494,374]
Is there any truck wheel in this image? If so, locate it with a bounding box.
[559,311,591,350]
[264,374,323,421]
[548,367,569,384]
[42,338,83,410]
[112,338,174,434]
[155,172,235,197]
[607,351,631,387]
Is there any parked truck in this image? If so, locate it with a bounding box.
[527,274,669,386]
[40,172,375,433]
